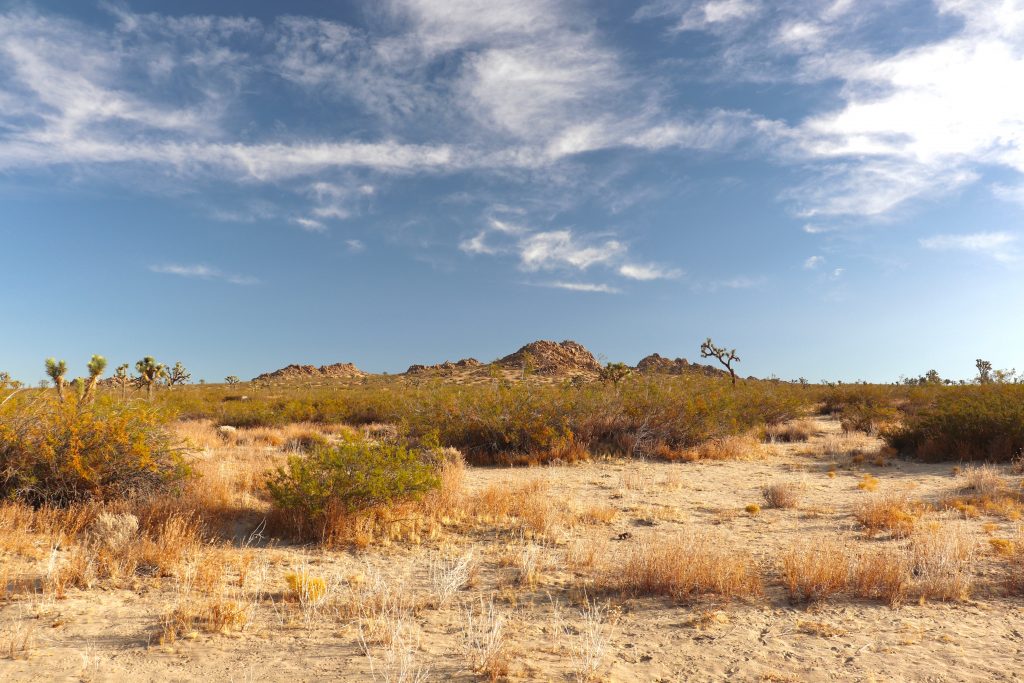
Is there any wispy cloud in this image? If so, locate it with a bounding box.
[345,239,366,252]
[519,230,625,271]
[919,232,1019,262]
[803,255,824,269]
[618,263,682,280]
[149,263,258,285]
[291,217,327,232]
[544,281,621,293]
[694,275,767,292]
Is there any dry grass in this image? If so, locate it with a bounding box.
[462,597,510,682]
[567,599,609,683]
[910,520,976,602]
[677,435,765,462]
[427,550,476,607]
[763,420,816,443]
[762,481,804,509]
[600,529,761,600]
[853,493,925,538]
[849,547,911,606]
[781,540,850,603]
[857,474,880,491]
[471,478,565,539]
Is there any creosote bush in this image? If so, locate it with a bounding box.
[0,394,186,506]
[266,439,440,540]
[885,384,1024,462]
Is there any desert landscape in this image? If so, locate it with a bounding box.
[2,341,1023,682]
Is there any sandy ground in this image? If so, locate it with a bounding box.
[2,417,1024,682]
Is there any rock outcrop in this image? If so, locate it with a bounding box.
[405,358,482,374]
[496,340,601,375]
[252,362,365,382]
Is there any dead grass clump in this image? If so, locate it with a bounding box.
[427,550,476,607]
[960,464,1006,499]
[762,481,803,509]
[0,613,36,660]
[849,547,911,606]
[1006,528,1024,594]
[579,504,618,525]
[853,494,925,538]
[857,474,879,491]
[137,512,205,577]
[681,435,764,462]
[566,536,609,572]
[472,479,563,539]
[602,529,761,600]
[781,541,849,602]
[567,599,609,683]
[910,520,976,602]
[462,597,510,682]
[763,420,815,443]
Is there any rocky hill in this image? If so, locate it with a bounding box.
[252,362,365,382]
[636,353,727,377]
[496,340,601,376]
[405,358,482,374]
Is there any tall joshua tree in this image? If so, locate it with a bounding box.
[167,361,191,387]
[136,356,167,402]
[700,337,741,387]
[81,355,107,404]
[45,358,68,402]
[112,363,131,400]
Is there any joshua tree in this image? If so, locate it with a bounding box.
[111,363,132,400]
[136,356,167,401]
[224,375,240,385]
[599,361,631,385]
[45,358,68,402]
[700,337,740,387]
[81,355,107,404]
[167,361,191,387]
[976,359,993,384]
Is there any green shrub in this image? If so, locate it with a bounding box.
[0,393,186,506]
[884,385,1024,462]
[266,440,439,537]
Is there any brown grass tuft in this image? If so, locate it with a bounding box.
[600,529,761,600]
[761,481,803,509]
[781,540,849,602]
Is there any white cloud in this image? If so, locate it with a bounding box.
[149,263,258,285]
[780,0,1024,217]
[618,263,682,280]
[993,182,1024,205]
[695,275,767,292]
[919,231,1019,262]
[459,230,500,255]
[518,230,625,271]
[292,217,327,232]
[634,0,762,33]
[803,255,824,269]
[544,281,621,293]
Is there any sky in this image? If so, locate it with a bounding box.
[1,0,1022,383]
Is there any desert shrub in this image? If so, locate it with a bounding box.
[0,394,186,506]
[762,481,803,509]
[266,440,439,539]
[154,374,809,465]
[884,385,1024,462]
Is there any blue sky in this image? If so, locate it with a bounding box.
[1,0,1022,383]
